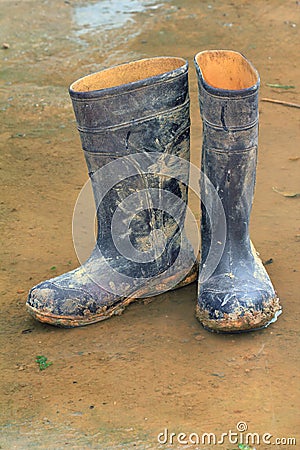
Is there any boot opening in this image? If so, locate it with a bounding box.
[195,50,258,90]
[71,57,186,92]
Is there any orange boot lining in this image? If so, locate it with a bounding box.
[195,50,258,90]
[71,57,185,92]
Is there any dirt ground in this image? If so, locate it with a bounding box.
[0,0,299,449]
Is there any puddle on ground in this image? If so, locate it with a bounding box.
[73,0,165,34]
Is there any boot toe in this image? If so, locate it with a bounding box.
[197,279,282,333]
[26,280,110,327]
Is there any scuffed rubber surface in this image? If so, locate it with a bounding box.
[194,50,282,332]
[27,57,198,327]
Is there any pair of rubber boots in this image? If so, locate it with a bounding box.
[27,50,282,333]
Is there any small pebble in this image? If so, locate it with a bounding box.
[194,334,205,341]
[211,372,225,378]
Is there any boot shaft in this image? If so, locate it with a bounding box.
[194,50,259,148]
[195,50,260,262]
[69,57,194,277]
[69,57,190,158]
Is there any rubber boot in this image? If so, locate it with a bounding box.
[26,57,198,327]
[194,50,282,333]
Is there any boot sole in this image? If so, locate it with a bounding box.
[26,263,198,328]
[195,297,282,334]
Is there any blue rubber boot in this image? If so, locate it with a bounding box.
[194,50,282,333]
[26,57,197,327]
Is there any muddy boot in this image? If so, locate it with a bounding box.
[194,50,282,333]
[27,57,198,327]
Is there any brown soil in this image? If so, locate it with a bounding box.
[0,0,299,448]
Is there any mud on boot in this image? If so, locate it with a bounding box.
[194,50,282,333]
[27,57,198,327]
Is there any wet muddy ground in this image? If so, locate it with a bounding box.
[0,0,299,448]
